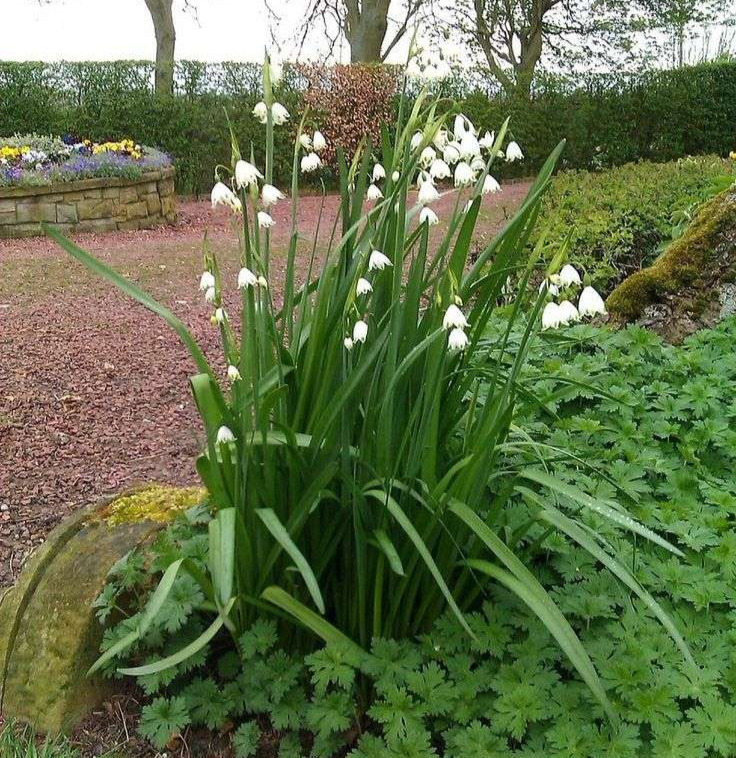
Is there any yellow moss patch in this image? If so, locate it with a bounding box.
[89,484,205,526]
[607,190,736,320]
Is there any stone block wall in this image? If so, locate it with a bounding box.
[0,167,176,238]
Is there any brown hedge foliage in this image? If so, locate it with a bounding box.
[297,64,401,166]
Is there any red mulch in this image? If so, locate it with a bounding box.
[0,184,530,588]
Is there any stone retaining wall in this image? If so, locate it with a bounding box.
[0,166,176,238]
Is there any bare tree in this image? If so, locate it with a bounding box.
[144,0,177,95]
[448,0,644,97]
[282,0,429,62]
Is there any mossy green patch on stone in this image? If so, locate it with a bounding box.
[607,190,736,321]
[89,484,205,527]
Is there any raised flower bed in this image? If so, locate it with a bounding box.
[0,134,176,237]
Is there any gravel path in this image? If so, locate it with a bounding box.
[0,182,531,587]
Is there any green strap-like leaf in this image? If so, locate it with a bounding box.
[88,629,140,677]
[118,599,235,677]
[256,509,325,614]
[138,558,184,636]
[373,529,406,576]
[209,509,236,606]
[364,489,474,638]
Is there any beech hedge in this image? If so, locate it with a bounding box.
[2,59,734,195]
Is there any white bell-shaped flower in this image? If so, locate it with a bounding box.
[433,130,449,150]
[227,365,242,382]
[356,277,373,296]
[299,133,312,150]
[216,425,236,444]
[199,271,215,291]
[460,133,481,160]
[344,336,354,351]
[235,160,263,189]
[454,162,475,187]
[204,286,216,303]
[271,102,290,125]
[443,143,461,165]
[420,207,439,225]
[479,130,495,151]
[541,302,562,330]
[372,163,386,182]
[558,300,581,324]
[420,146,436,168]
[353,320,369,343]
[214,307,227,324]
[253,101,268,123]
[257,211,275,229]
[366,184,384,201]
[448,327,469,351]
[368,250,392,271]
[410,131,424,151]
[506,141,524,162]
[418,179,440,205]
[301,152,321,173]
[211,181,241,212]
[578,286,607,317]
[391,170,401,182]
[429,159,451,180]
[443,304,470,330]
[262,184,285,207]
[482,175,501,195]
[238,267,258,289]
[313,131,327,152]
[559,264,582,288]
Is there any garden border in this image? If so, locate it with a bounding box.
[0,166,176,238]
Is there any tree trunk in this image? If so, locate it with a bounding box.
[345,0,390,62]
[143,0,176,96]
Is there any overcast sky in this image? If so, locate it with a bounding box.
[1,0,332,63]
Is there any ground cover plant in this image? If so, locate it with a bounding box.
[534,155,736,291]
[93,319,736,757]
[47,55,695,755]
[0,721,84,758]
[0,133,170,187]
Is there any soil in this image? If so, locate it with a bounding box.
[0,183,531,756]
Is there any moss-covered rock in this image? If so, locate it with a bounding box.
[0,484,203,734]
[606,189,736,341]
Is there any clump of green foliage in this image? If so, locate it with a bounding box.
[0,722,81,758]
[96,319,736,756]
[535,155,735,291]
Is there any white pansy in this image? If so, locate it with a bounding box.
[506,141,524,162]
[356,277,373,296]
[420,146,436,168]
[234,160,263,189]
[578,286,607,317]
[227,364,242,382]
[454,162,475,187]
[262,184,285,207]
[392,170,401,182]
[411,131,424,151]
[253,101,268,123]
[429,158,451,180]
[237,267,258,289]
[559,264,582,287]
[443,304,470,330]
[199,271,215,291]
[216,425,235,444]
[418,179,440,205]
[211,181,241,212]
[369,250,392,271]
[420,207,439,225]
[204,286,216,303]
[214,307,227,324]
[257,211,275,229]
[448,327,469,351]
[271,102,290,125]
[372,163,386,182]
[353,320,368,343]
[299,133,312,150]
[344,336,354,351]
[479,130,495,151]
[443,142,461,165]
[366,184,384,201]
[460,133,481,160]
[482,175,501,194]
[313,131,327,152]
[301,152,321,173]
[541,301,561,330]
[558,300,581,324]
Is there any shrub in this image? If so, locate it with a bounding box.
[534,155,736,291]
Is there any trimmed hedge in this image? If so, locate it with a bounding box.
[2,60,735,195]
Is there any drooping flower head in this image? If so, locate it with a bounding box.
[234,159,263,189]
[541,301,561,330]
[420,207,439,225]
[211,182,241,212]
[368,250,392,271]
[443,304,470,330]
[482,175,501,195]
[578,286,607,317]
[227,365,242,382]
[353,320,369,343]
[559,264,582,288]
[257,211,275,229]
[506,141,524,162]
[313,131,327,152]
[454,162,474,188]
[366,184,384,201]
[216,425,236,444]
[301,152,321,173]
[356,277,373,296]
[418,179,440,205]
[238,267,258,289]
[199,271,215,291]
[262,184,285,208]
[448,327,469,351]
